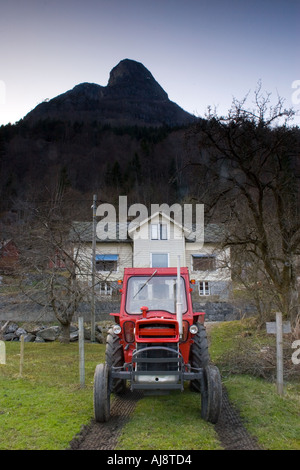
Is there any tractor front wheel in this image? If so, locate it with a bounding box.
[94,363,111,423]
[189,324,210,392]
[200,365,222,424]
[106,328,126,395]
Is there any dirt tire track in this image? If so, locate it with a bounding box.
[215,386,262,450]
[68,385,262,450]
[68,390,143,450]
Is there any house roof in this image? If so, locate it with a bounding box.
[70,221,132,243]
[70,219,225,244]
[127,210,191,236]
[187,223,225,243]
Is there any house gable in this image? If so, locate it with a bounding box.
[128,211,190,241]
[129,211,186,268]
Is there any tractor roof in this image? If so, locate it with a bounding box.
[123,267,189,276]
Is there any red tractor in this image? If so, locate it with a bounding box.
[94,265,222,424]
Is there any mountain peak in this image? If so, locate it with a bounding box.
[107,59,168,101]
[24,59,196,127]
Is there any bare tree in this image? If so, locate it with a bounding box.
[16,185,91,342]
[16,185,126,342]
[185,83,300,323]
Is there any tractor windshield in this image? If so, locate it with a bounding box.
[125,275,187,314]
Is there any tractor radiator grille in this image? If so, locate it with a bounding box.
[137,322,177,339]
[135,343,179,372]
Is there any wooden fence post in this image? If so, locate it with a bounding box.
[276,312,284,396]
[19,334,24,377]
[266,313,291,395]
[78,317,85,388]
[0,340,6,365]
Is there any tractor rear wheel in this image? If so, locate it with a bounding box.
[105,328,126,395]
[200,365,222,424]
[189,324,210,392]
[94,363,111,423]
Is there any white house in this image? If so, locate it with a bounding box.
[71,212,231,300]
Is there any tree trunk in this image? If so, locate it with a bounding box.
[287,283,299,326]
[60,322,71,343]
[280,277,299,325]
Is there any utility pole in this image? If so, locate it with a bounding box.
[91,194,97,342]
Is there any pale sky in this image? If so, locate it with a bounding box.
[1,0,299,126]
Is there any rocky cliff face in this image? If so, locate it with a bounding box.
[24,59,196,127]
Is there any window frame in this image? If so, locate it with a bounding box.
[99,281,113,296]
[150,252,169,268]
[151,223,168,240]
[198,281,210,296]
[191,254,216,272]
[95,254,119,272]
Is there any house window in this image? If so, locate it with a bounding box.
[151,253,169,268]
[95,254,118,272]
[199,281,210,296]
[151,224,167,240]
[192,254,216,271]
[99,282,113,296]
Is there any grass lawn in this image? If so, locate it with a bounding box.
[0,341,104,450]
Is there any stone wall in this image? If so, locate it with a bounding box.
[193,301,256,322]
[0,295,120,324]
[0,295,256,324]
[0,321,111,343]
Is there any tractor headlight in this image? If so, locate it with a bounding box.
[123,321,135,343]
[112,324,122,335]
[189,324,198,335]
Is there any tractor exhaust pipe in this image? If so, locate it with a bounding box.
[176,255,183,338]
